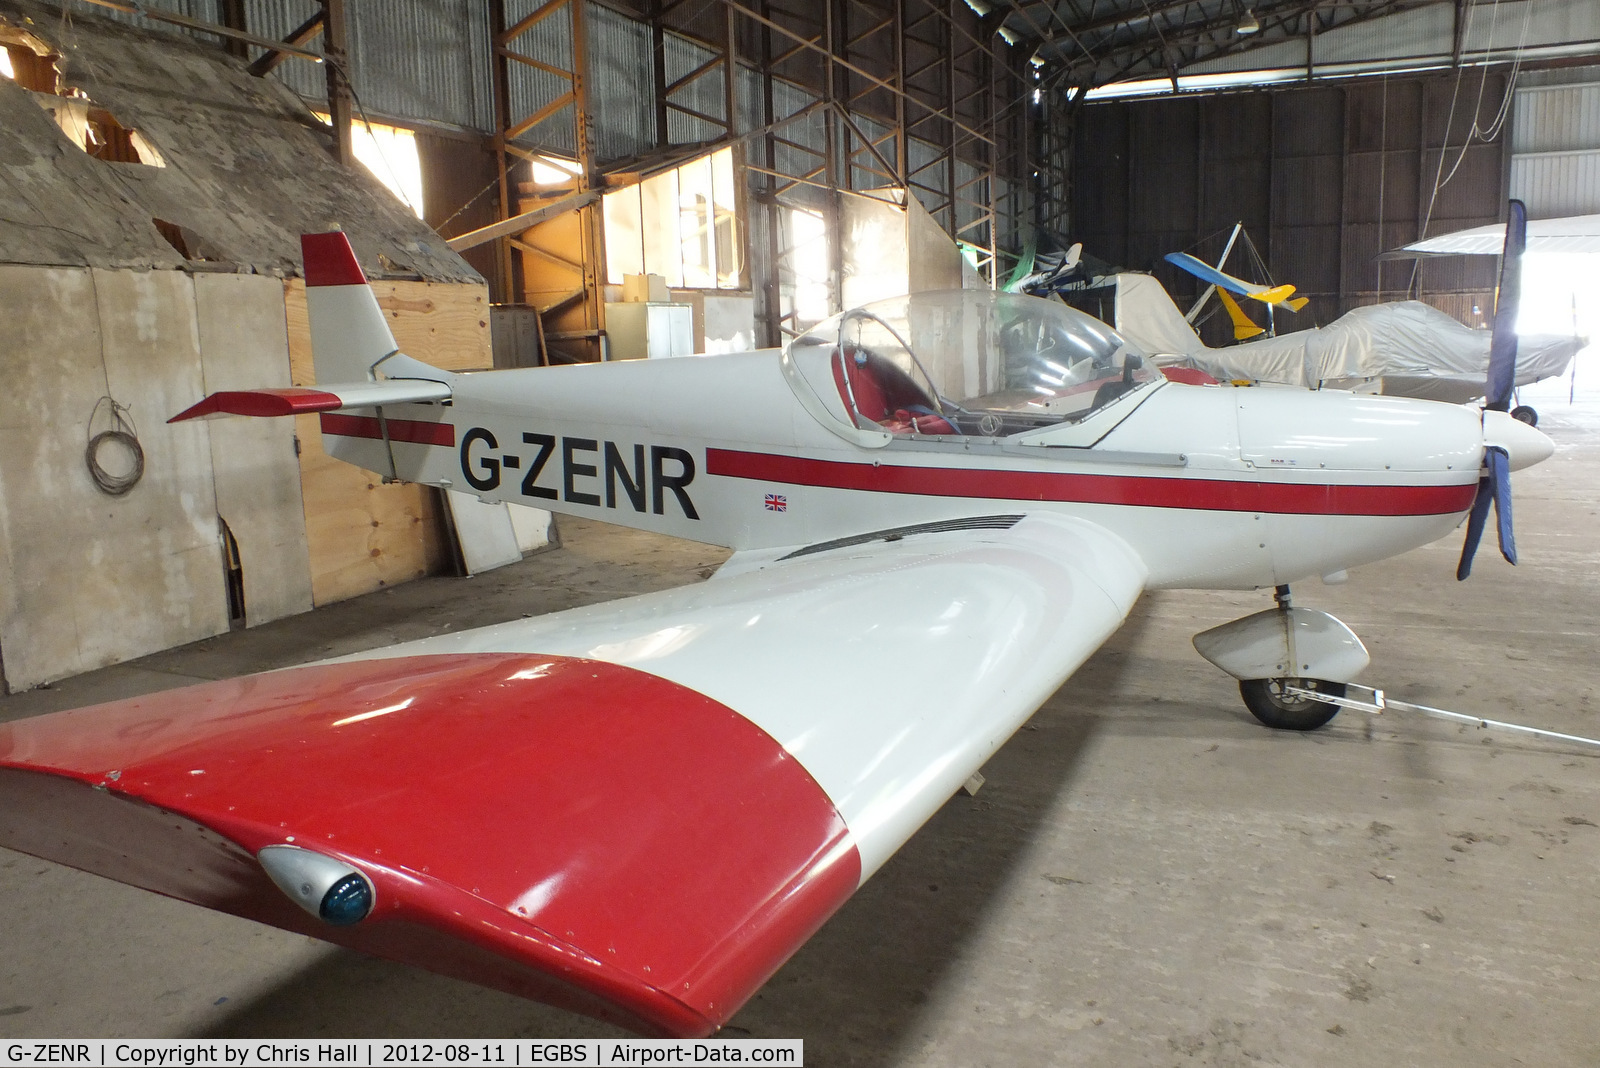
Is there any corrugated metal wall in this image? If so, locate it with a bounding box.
[89,0,497,132]
[587,4,654,160]
[1511,66,1600,218]
[1187,0,1600,77]
[71,0,1006,286]
[59,0,989,191]
[659,27,723,145]
[1074,72,1507,344]
[498,0,578,154]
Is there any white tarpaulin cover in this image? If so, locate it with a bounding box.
[1113,273,1580,401]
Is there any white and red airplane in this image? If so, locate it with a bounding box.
[0,219,1553,1037]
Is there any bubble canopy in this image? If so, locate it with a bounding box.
[783,290,1162,444]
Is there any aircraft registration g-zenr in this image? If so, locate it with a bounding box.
[0,227,1553,1037]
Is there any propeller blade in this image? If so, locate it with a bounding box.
[1456,445,1515,580]
[1486,200,1526,411]
[1488,445,1516,565]
[1455,475,1495,581]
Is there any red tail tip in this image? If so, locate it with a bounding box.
[301,231,368,287]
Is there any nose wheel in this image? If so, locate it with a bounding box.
[1239,677,1346,731]
[1194,586,1368,732]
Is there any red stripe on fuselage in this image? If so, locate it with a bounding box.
[320,412,456,447]
[0,653,860,1037]
[706,448,1477,517]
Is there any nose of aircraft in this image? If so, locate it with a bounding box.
[1483,409,1555,472]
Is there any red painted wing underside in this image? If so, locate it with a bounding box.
[167,388,344,422]
[0,654,860,1036]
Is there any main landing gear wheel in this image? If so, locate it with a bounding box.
[1511,405,1538,427]
[1239,678,1346,731]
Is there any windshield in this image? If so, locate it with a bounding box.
[785,290,1161,440]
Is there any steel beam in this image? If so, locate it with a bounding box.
[246,9,326,78]
[322,0,352,168]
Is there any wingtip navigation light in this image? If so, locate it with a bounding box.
[259,844,375,926]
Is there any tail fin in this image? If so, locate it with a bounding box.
[1113,273,1206,357]
[1217,289,1266,340]
[302,231,403,385]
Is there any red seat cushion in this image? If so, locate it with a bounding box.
[832,349,953,434]
[832,351,890,424]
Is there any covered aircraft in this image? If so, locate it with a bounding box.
[1114,272,1581,418]
[1094,210,1585,421]
[0,228,1553,1036]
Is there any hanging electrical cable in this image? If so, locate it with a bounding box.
[1413,0,1534,297]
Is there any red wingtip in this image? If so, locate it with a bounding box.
[168,388,344,423]
[0,653,861,1037]
[301,231,368,287]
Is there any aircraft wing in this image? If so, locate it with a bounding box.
[1397,212,1600,256]
[0,512,1145,1037]
[1164,253,1297,306]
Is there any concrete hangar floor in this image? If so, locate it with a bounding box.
[3,378,1599,1066]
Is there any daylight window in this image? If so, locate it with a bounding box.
[313,113,424,218]
[602,146,744,290]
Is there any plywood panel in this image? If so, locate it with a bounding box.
[285,279,492,382]
[193,273,313,627]
[0,266,229,690]
[284,278,490,606]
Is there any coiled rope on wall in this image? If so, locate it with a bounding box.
[85,395,144,496]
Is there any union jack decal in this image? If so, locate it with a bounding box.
[764,493,787,512]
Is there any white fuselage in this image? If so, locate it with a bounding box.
[321,351,1485,590]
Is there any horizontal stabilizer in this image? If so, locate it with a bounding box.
[1253,283,1298,305]
[1284,296,1310,313]
[169,379,452,423]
